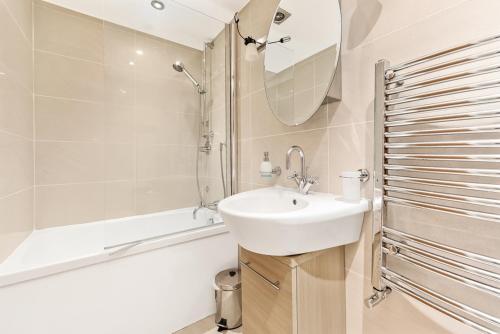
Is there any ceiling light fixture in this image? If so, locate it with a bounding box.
[274,8,292,25]
[151,0,165,11]
[136,50,144,56]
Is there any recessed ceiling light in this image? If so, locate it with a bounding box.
[136,50,144,56]
[129,61,135,66]
[151,0,165,10]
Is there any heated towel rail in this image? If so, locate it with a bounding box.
[370,34,500,334]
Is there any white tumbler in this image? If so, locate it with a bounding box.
[340,171,361,202]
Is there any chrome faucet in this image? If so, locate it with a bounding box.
[285,146,319,194]
[193,201,218,220]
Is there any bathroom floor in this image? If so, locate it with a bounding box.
[174,315,243,334]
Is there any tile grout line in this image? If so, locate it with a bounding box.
[244,120,374,141]
[33,94,200,116]
[1,0,32,45]
[0,186,33,201]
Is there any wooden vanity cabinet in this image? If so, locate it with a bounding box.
[240,247,346,334]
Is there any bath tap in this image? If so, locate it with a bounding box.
[193,201,219,219]
[286,146,319,195]
[193,206,203,220]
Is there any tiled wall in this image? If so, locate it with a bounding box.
[266,44,338,125]
[236,0,498,333]
[0,0,34,262]
[33,1,204,228]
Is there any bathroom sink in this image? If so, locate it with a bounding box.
[218,187,370,256]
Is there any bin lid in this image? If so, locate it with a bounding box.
[215,268,241,291]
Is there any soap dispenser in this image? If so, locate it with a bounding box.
[260,152,273,178]
[259,152,281,178]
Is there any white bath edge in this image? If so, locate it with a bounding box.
[0,223,229,288]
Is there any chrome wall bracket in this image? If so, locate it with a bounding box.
[366,287,392,309]
[358,169,370,183]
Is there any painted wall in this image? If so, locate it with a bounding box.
[0,0,34,262]
[33,1,205,229]
[235,0,499,333]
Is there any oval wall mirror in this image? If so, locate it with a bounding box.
[264,0,342,126]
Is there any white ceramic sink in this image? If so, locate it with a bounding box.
[218,187,370,256]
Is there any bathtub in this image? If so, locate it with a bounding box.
[0,207,238,334]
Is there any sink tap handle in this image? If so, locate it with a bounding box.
[287,171,301,187]
[299,176,319,194]
[307,176,320,184]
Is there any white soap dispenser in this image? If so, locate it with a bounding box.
[260,152,273,178]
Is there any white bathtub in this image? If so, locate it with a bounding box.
[0,207,238,334]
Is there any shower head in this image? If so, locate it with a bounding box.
[172,61,184,72]
[172,61,205,94]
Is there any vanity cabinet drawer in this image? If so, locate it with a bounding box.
[240,246,346,334]
[240,248,296,334]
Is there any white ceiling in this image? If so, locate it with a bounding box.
[42,0,250,50]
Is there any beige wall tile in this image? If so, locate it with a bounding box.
[343,0,467,49]
[34,2,103,62]
[35,50,104,101]
[134,32,174,77]
[237,97,251,140]
[238,140,252,184]
[0,131,33,198]
[0,2,33,90]
[136,145,197,180]
[35,183,106,228]
[3,0,33,42]
[35,181,137,228]
[136,73,199,112]
[103,66,135,106]
[0,0,33,262]
[32,2,211,228]
[135,107,179,145]
[35,142,134,185]
[248,0,279,38]
[35,96,134,144]
[329,122,374,195]
[0,67,33,138]
[0,188,33,262]
[135,177,198,215]
[104,181,136,219]
[103,22,136,69]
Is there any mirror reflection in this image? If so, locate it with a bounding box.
[264,0,342,125]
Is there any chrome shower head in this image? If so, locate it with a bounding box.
[172,61,184,72]
[172,61,205,94]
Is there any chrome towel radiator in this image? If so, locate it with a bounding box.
[370,34,500,334]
